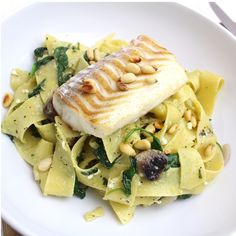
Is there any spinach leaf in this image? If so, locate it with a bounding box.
[76,151,85,165]
[74,178,88,199]
[165,153,180,171]
[122,157,137,195]
[31,56,54,76]
[124,128,163,151]
[177,194,192,200]
[54,47,69,86]
[81,167,98,176]
[30,125,41,138]
[93,139,119,169]
[28,79,46,98]
[59,73,73,86]
[34,47,47,58]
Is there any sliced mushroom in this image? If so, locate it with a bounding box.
[43,98,58,121]
[136,149,168,181]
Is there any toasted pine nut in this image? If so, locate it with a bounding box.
[79,79,97,94]
[134,139,151,150]
[146,136,153,143]
[204,144,214,157]
[120,73,136,84]
[168,124,178,134]
[94,48,101,62]
[145,77,157,84]
[191,116,197,128]
[87,48,94,61]
[117,81,128,91]
[184,109,192,121]
[2,93,13,108]
[38,157,52,172]
[154,121,164,130]
[119,143,136,156]
[89,60,96,65]
[141,65,157,74]
[144,124,156,136]
[129,55,141,63]
[164,149,171,155]
[126,63,141,75]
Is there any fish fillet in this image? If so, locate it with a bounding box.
[53,35,188,138]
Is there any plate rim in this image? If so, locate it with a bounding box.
[1,2,236,235]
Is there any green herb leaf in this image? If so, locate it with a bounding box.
[93,139,119,169]
[124,127,163,151]
[74,178,88,199]
[81,167,98,176]
[122,157,137,195]
[28,79,46,98]
[164,153,180,171]
[60,73,73,85]
[31,56,54,76]
[177,194,192,200]
[34,47,47,58]
[54,47,69,86]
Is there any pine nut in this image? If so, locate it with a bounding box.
[129,55,141,63]
[145,77,157,84]
[38,157,52,172]
[168,124,178,134]
[117,81,128,91]
[134,139,151,150]
[164,149,171,155]
[146,136,153,143]
[119,143,136,156]
[191,116,197,128]
[184,109,192,121]
[2,93,13,108]
[86,48,94,61]
[187,122,193,130]
[79,79,97,94]
[154,121,164,130]
[120,73,136,84]
[94,48,101,62]
[161,137,168,145]
[204,144,214,157]
[126,63,141,75]
[145,123,156,134]
[141,65,157,74]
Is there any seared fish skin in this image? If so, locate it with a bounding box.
[53,35,188,138]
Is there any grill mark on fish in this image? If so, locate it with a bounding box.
[54,35,182,126]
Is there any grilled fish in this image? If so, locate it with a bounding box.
[53,35,188,138]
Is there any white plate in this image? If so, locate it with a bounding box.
[1,3,236,236]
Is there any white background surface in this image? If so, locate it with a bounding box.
[1,2,236,236]
[0,1,236,24]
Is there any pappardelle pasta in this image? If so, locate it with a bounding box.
[2,34,225,224]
